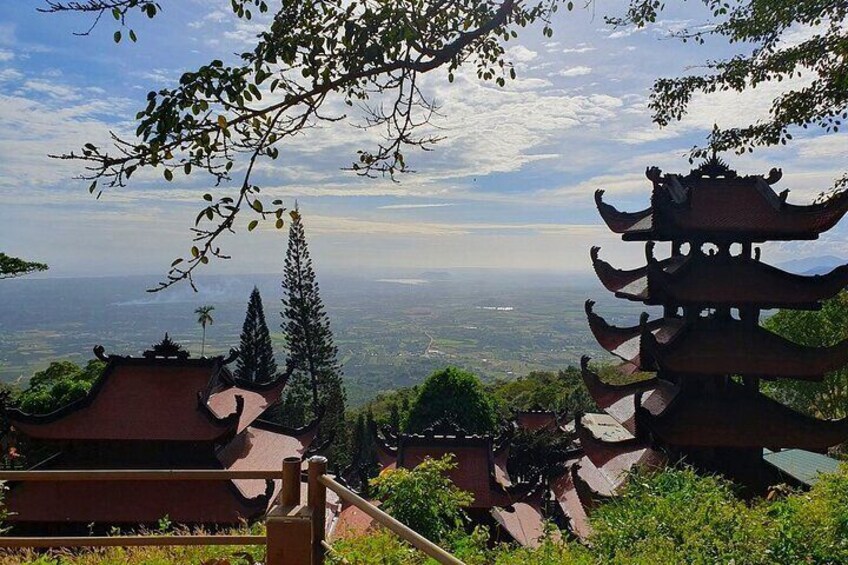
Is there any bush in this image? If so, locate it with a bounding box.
[369,454,473,543]
[404,367,498,435]
[589,467,770,564]
[17,360,105,415]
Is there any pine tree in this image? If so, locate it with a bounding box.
[276,370,313,428]
[234,287,278,383]
[281,209,347,462]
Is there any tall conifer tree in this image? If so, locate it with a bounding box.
[234,287,277,383]
[276,370,313,428]
[281,209,347,461]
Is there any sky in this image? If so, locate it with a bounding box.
[1,1,845,282]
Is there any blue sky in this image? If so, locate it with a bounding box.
[1,1,845,280]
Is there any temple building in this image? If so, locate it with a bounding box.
[331,413,642,546]
[584,157,848,487]
[3,335,325,533]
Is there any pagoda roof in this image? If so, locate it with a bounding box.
[216,419,319,502]
[591,245,848,309]
[580,356,679,435]
[586,303,848,380]
[551,460,592,539]
[574,414,666,490]
[637,383,848,450]
[595,160,848,242]
[490,498,553,549]
[7,347,288,442]
[6,418,319,526]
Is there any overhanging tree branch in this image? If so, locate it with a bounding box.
[44,0,565,291]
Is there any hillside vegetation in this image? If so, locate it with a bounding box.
[4,463,846,565]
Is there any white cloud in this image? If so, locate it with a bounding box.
[556,66,592,77]
[0,49,13,61]
[377,203,455,210]
[562,44,595,54]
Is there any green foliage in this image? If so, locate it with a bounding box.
[17,360,105,415]
[274,369,314,429]
[281,212,348,466]
[507,427,575,485]
[347,411,381,495]
[0,252,48,280]
[610,1,848,192]
[370,454,473,543]
[767,463,848,563]
[405,367,498,435]
[589,467,770,564]
[763,290,848,419]
[0,524,264,565]
[234,286,278,383]
[489,366,596,416]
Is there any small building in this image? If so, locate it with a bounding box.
[3,336,323,534]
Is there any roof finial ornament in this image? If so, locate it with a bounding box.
[689,149,737,180]
[143,333,190,359]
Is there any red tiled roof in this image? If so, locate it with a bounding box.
[585,300,678,370]
[399,443,513,508]
[7,419,322,526]
[208,380,286,435]
[641,384,848,450]
[216,421,317,503]
[330,502,378,540]
[587,307,848,380]
[642,317,848,381]
[596,173,848,242]
[580,357,678,434]
[490,499,555,548]
[592,246,848,309]
[8,359,238,442]
[551,460,592,540]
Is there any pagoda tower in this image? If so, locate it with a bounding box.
[583,157,848,486]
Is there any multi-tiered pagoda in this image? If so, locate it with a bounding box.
[584,157,848,486]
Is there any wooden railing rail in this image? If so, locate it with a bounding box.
[0,535,265,548]
[0,456,465,565]
[0,469,283,481]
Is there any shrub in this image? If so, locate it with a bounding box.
[369,454,473,543]
[17,360,105,414]
[404,367,498,434]
[588,467,770,564]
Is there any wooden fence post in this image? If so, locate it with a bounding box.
[281,456,301,506]
[266,456,313,565]
[308,456,328,565]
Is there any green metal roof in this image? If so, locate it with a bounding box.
[763,448,842,487]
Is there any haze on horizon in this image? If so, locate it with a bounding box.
[1,1,845,284]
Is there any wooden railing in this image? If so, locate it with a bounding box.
[0,456,464,565]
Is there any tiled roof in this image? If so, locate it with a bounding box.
[8,359,239,441]
[587,305,848,380]
[596,172,848,242]
[763,448,842,486]
[591,246,848,309]
[642,385,848,450]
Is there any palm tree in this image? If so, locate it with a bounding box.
[195,305,215,357]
